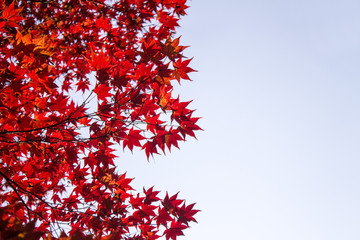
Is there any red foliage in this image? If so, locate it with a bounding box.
[0,0,200,239]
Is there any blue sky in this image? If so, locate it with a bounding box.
[118,0,360,239]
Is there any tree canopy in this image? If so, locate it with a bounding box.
[0,0,200,239]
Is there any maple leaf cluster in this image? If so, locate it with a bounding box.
[0,0,200,239]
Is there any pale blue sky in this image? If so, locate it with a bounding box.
[118,0,360,239]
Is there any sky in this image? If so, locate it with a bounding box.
[117,0,360,239]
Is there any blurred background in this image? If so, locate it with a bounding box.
[118,0,360,239]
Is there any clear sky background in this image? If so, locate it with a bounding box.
[117,0,360,239]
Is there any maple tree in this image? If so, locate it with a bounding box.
[0,0,201,239]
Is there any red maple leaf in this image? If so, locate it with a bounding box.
[164,220,188,240]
